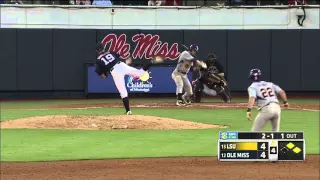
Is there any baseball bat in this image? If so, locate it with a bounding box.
[181,44,189,51]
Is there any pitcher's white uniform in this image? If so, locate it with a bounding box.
[171,50,195,105]
[97,52,147,99]
[94,45,155,115]
[248,81,283,131]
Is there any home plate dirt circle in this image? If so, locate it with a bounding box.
[0,115,228,130]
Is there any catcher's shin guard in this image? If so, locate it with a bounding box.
[193,81,203,103]
[194,91,202,103]
[223,85,232,101]
[216,87,231,103]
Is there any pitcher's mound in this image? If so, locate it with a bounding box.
[0,115,228,130]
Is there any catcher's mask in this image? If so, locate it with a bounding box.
[249,68,262,81]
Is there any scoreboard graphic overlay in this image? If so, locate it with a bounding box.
[218,131,305,162]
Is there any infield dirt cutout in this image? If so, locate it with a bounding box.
[0,115,228,130]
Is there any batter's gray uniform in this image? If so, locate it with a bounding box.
[172,50,194,98]
[248,81,283,132]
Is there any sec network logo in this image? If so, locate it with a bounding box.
[126,71,153,92]
[219,131,238,140]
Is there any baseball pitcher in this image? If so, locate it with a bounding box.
[171,44,204,106]
[94,43,162,115]
[247,69,289,132]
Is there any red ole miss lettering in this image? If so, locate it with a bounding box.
[101,33,180,60]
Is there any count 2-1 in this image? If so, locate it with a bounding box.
[262,133,274,139]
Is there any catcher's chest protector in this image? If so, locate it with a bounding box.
[208,66,219,74]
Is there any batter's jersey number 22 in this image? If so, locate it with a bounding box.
[260,88,275,98]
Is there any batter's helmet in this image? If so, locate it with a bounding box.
[189,44,199,52]
[249,68,262,81]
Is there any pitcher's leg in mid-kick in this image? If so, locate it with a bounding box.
[181,75,193,104]
[171,71,185,106]
[110,61,153,115]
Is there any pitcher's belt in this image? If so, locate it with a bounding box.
[110,61,121,72]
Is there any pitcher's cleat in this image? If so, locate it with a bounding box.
[126,111,132,115]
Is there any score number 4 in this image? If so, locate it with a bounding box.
[259,143,269,159]
[260,152,267,159]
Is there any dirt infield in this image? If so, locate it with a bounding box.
[1,156,319,180]
[1,101,319,180]
[50,102,320,111]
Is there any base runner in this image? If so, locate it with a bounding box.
[94,43,163,115]
[246,69,289,132]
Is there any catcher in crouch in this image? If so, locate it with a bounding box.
[192,53,231,103]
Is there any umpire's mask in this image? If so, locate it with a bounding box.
[207,53,217,66]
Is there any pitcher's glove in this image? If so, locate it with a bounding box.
[151,56,164,64]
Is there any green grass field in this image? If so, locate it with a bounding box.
[0,98,319,162]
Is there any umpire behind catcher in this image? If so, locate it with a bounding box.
[193,53,231,103]
[206,53,224,77]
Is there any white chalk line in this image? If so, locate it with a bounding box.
[287,108,319,112]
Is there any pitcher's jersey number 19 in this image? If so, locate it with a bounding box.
[99,53,116,65]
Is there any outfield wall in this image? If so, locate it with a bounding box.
[0,29,319,99]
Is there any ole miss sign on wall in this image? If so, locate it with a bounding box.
[101,33,181,60]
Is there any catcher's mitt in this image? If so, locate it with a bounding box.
[208,66,219,74]
[207,73,221,84]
